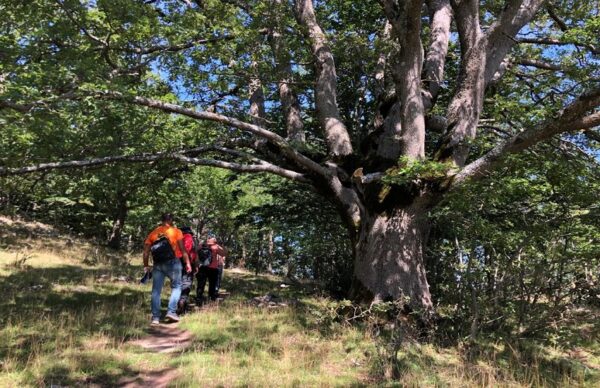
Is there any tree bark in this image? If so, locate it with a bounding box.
[267,228,274,273]
[351,202,433,313]
[294,0,353,158]
[249,61,266,127]
[383,0,426,159]
[268,0,305,145]
[423,0,452,109]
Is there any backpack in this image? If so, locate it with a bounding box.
[150,235,176,263]
[182,232,197,260]
[198,243,212,267]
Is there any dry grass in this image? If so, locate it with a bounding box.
[0,216,598,387]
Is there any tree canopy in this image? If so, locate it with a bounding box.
[1,0,599,317]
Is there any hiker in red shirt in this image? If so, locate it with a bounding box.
[196,237,227,303]
[177,226,198,314]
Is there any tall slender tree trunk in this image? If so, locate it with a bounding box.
[351,202,433,313]
[107,193,128,250]
[266,229,274,273]
[239,236,247,268]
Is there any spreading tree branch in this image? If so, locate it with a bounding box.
[423,0,453,110]
[517,58,564,71]
[95,91,328,177]
[518,37,600,55]
[453,87,600,186]
[122,35,233,55]
[437,0,545,166]
[484,0,546,85]
[268,0,305,144]
[0,147,311,183]
[294,0,353,158]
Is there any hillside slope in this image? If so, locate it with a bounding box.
[0,217,598,387]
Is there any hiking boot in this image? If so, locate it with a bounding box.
[176,299,186,315]
[151,317,160,326]
[165,312,180,323]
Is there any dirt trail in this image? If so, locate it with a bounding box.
[129,324,194,353]
[119,324,193,387]
[118,367,181,388]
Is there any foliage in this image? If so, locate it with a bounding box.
[427,145,600,339]
[383,156,455,186]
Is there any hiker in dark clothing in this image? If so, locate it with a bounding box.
[196,237,227,303]
[177,226,198,314]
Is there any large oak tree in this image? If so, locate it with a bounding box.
[1,0,599,315]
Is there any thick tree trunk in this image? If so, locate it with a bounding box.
[351,203,433,313]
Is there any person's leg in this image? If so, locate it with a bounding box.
[151,265,166,320]
[178,269,192,313]
[208,268,219,300]
[166,259,182,315]
[196,266,208,301]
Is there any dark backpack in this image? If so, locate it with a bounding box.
[198,244,212,267]
[150,235,176,263]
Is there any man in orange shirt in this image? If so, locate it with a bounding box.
[143,213,191,324]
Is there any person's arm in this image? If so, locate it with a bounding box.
[178,239,192,273]
[143,244,152,272]
[215,245,227,257]
[216,245,227,266]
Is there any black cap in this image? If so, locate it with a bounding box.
[161,213,174,222]
[180,226,193,234]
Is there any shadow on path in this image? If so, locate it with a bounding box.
[128,324,194,354]
[119,323,194,387]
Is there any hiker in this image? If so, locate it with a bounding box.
[196,237,227,303]
[143,213,192,325]
[177,226,198,314]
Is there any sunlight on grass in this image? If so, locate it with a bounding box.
[175,303,375,386]
[1,220,599,387]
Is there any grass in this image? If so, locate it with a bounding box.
[0,216,599,387]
